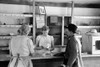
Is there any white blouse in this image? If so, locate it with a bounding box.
[36,35,54,48]
[9,35,35,56]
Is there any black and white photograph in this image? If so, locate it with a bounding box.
[0,0,100,67]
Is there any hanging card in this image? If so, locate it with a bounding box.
[36,15,45,28]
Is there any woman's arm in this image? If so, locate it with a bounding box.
[27,39,35,56]
[35,36,44,50]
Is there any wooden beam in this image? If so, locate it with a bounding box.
[75,3,100,8]
[0,0,100,8]
[0,0,33,5]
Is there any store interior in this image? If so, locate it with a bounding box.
[0,0,100,67]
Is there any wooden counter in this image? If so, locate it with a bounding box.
[0,54,63,67]
[0,54,100,67]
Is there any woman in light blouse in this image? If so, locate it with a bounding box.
[8,24,35,67]
[36,25,54,51]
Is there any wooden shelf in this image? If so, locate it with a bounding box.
[74,16,100,19]
[0,36,11,39]
[78,26,100,28]
[0,36,32,39]
[0,25,32,28]
[0,47,9,50]
[0,13,33,17]
[49,26,62,27]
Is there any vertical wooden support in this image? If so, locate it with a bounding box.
[43,5,47,25]
[33,0,36,43]
[62,16,65,46]
[71,1,74,23]
[62,1,74,46]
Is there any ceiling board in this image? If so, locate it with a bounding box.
[36,0,100,4]
[0,0,100,5]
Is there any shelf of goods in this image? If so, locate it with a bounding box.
[0,13,33,17]
[0,36,32,39]
[0,25,32,28]
[73,16,100,29]
[0,1,36,52]
[78,26,100,28]
[74,16,100,19]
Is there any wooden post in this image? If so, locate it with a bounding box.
[62,16,64,46]
[43,5,47,25]
[71,1,74,23]
[33,0,36,43]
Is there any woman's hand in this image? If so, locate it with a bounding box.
[34,46,44,50]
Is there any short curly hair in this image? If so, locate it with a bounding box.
[42,25,49,31]
[17,24,30,35]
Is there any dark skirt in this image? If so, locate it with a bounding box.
[63,58,78,67]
